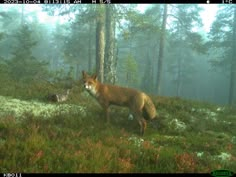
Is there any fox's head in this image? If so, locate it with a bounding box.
[82,71,99,97]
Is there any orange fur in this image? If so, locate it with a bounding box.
[82,71,157,136]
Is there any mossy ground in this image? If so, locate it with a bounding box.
[0,81,235,173]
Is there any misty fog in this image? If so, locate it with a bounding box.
[0,4,235,106]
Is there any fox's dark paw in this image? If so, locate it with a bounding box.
[150,119,163,130]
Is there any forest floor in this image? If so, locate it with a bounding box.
[0,82,236,173]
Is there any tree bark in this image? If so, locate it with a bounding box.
[88,21,93,72]
[104,5,116,84]
[176,56,182,97]
[156,4,168,95]
[96,5,105,83]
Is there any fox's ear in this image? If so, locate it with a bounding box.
[92,74,98,81]
[82,70,87,78]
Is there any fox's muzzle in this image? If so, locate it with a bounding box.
[84,83,92,90]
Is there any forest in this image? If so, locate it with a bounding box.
[0,4,236,173]
[0,4,235,105]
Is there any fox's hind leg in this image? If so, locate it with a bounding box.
[100,102,110,124]
[130,96,147,136]
[138,117,146,136]
[104,106,110,124]
[131,109,146,136]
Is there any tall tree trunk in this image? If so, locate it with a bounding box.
[141,53,153,93]
[113,43,118,84]
[96,5,105,83]
[88,21,93,72]
[176,56,182,97]
[229,6,236,105]
[152,42,158,93]
[156,4,168,95]
[104,5,116,84]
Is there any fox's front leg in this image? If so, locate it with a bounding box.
[99,100,110,124]
[102,104,110,124]
[136,116,147,136]
[131,110,146,136]
[105,107,110,124]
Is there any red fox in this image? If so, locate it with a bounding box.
[82,71,158,136]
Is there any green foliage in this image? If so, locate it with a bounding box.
[187,32,207,54]
[4,24,49,82]
[125,6,161,36]
[6,57,49,83]
[123,54,138,87]
[166,5,206,89]
[208,5,235,71]
[141,56,154,94]
[63,15,96,66]
[166,4,206,82]
[207,5,236,105]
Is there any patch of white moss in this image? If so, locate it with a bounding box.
[192,107,234,127]
[203,109,217,122]
[196,152,204,158]
[216,107,225,112]
[168,118,186,132]
[216,152,231,161]
[196,151,232,163]
[0,95,87,122]
[192,108,219,122]
[128,135,144,147]
[231,136,236,144]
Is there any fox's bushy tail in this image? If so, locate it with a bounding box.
[143,94,157,120]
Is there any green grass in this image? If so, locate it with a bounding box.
[0,81,235,173]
